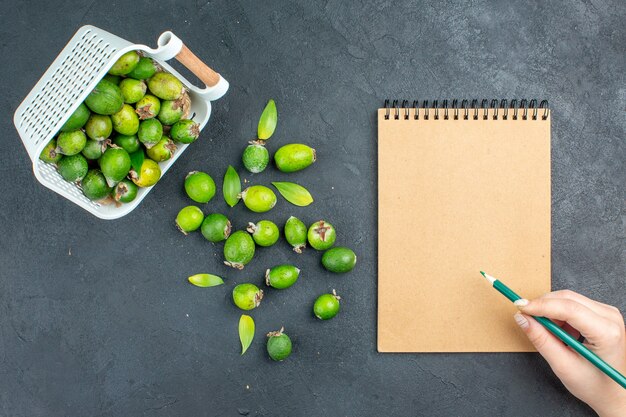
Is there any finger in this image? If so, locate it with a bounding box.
[514,313,579,374]
[514,297,617,345]
[541,290,623,323]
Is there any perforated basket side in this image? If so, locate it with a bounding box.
[14,26,130,162]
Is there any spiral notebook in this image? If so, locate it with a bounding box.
[377,99,551,352]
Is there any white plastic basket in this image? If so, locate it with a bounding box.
[13,25,229,219]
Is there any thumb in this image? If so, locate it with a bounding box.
[514,313,578,374]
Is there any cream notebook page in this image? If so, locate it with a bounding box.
[377,104,551,352]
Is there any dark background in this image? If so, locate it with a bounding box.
[1,1,624,416]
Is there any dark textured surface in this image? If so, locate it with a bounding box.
[1,1,624,416]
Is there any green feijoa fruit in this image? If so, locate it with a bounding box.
[119,78,147,104]
[274,143,317,173]
[322,247,357,273]
[175,206,204,235]
[103,74,121,85]
[127,56,157,80]
[39,139,62,163]
[56,130,87,155]
[85,79,124,115]
[157,99,184,125]
[184,171,216,203]
[266,328,292,361]
[57,153,88,182]
[257,99,277,140]
[232,283,263,310]
[60,103,90,132]
[108,51,140,75]
[85,114,112,141]
[247,220,279,247]
[111,179,138,203]
[81,169,112,200]
[242,143,269,173]
[284,216,307,253]
[313,290,341,320]
[135,94,161,120]
[111,104,140,136]
[82,139,106,160]
[148,72,184,100]
[146,136,176,162]
[265,265,300,290]
[170,119,200,144]
[99,147,131,186]
[137,118,163,149]
[201,213,231,242]
[113,134,140,153]
[240,185,277,213]
[224,231,256,270]
[307,220,336,251]
[130,158,161,187]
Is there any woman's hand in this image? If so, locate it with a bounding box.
[513,290,626,417]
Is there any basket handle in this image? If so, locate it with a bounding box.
[175,45,220,87]
[154,31,228,101]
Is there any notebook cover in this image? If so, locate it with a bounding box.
[377,107,551,352]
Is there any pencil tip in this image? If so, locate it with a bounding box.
[479,271,486,277]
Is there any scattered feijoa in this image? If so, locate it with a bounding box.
[242,143,269,173]
[57,153,88,182]
[60,103,90,132]
[314,290,341,320]
[265,265,300,290]
[170,119,200,144]
[307,220,336,251]
[111,179,138,203]
[274,143,316,173]
[284,216,307,253]
[148,72,183,101]
[232,283,263,310]
[81,169,112,200]
[108,51,140,76]
[184,171,216,203]
[201,213,231,243]
[56,130,87,155]
[240,185,277,213]
[247,220,280,247]
[267,328,292,361]
[322,247,357,273]
[176,206,204,235]
[224,231,256,270]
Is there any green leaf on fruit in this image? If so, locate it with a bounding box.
[187,273,224,287]
[272,182,313,207]
[257,99,277,140]
[129,149,145,173]
[239,314,255,355]
[223,165,241,207]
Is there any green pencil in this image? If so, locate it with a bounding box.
[480,271,626,389]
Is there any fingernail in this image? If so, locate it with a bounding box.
[514,313,529,329]
[514,298,529,308]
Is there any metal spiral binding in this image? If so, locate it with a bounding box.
[383,99,549,121]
